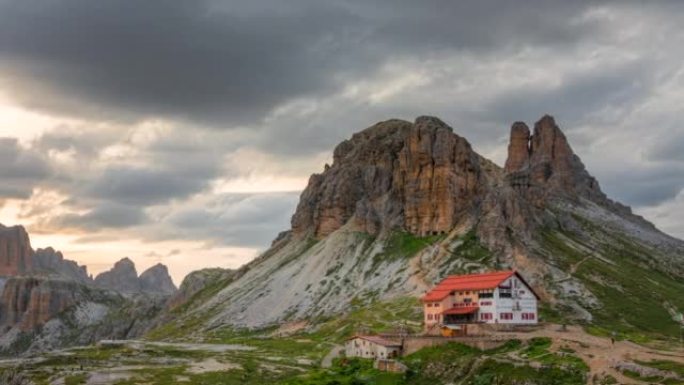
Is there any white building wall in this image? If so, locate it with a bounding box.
[491,276,537,324]
[475,275,537,324]
[345,338,401,359]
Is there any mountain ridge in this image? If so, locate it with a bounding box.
[161,114,684,340]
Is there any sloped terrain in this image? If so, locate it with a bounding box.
[157,114,684,342]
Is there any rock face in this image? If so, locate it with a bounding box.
[504,115,606,205]
[166,268,234,311]
[172,114,684,332]
[139,264,176,295]
[503,122,531,173]
[0,276,169,355]
[94,258,177,295]
[33,248,90,283]
[0,227,176,355]
[0,225,33,276]
[0,277,77,331]
[94,258,141,293]
[292,117,487,238]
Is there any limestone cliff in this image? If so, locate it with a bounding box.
[0,230,176,355]
[33,248,90,283]
[291,117,488,238]
[94,258,140,293]
[139,264,177,295]
[0,225,33,276]
[94,258,177,295]
[0,277,76,331]
[0,276,167,355]
[167,114,684,334]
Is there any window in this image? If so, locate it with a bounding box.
[479,292,493,298]
[427,314,433,320]
[499,291,512,298]
[522,313,536,320]
[434,302,440,307]
[480,312,493,321]
[480,301,492,306]
[500,313,513,320]
[465,291,470,295]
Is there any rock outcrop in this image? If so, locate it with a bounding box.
[0,277,77,331]
[93,258,141,293]
[0,225,33,276]
[291,117,487,238]
[0,228,176,355]
[33,248,90,283]
[504,115,606,205]
[139,264,176,295]
[165,268,235,313]
[94,258,177,296]
[173,114,684,332]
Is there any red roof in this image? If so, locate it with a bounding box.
[422,270,516,302]
[442,306,479,315]
[348,335,402,347]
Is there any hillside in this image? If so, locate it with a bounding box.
[157,114,684,343]
[0,226,177,354]
[2,114,684,384]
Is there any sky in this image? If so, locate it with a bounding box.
[0,0,683,284]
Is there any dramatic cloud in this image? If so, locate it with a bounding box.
[0,0,604,126]
[0,0,683,280]
[160,192,300,247]
[0,138,51,198]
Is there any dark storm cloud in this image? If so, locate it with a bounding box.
[647,132,684,163]
[0,138,51,198]
[600,166,684,207]
[85,166,210,206]
[0,0,604,126]
[481,61,652,132]
[45,202,148,231]
[159,192,300,247]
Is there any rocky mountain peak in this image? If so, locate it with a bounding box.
[33,247,90,283]
[0,224,33,276]
[505,115,606,205]
[94,257,140,293]
[139,263,176,295]
[503,121,531,173]
[291,116,486,238]
[93,258,176,295]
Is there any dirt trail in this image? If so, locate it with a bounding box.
[502,324,684,384]
[321,344,343,368]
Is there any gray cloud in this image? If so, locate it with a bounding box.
[0,138,51,198]
[0,0,604,126]
[85,166,212,206]
[44,202,148,231]
[159,192,300,247]
[2,0,684,250]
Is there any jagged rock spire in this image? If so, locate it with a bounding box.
[504,115,606,204]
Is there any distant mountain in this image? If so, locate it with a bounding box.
[162,115,684,340]
[0,225,176,355]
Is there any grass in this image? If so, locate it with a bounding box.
[469,359,586,385]
[64,373,88,385]
[370,231,443,271]
[540,225,684,341]
[282,357,403,385]
[440,230,495,275]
